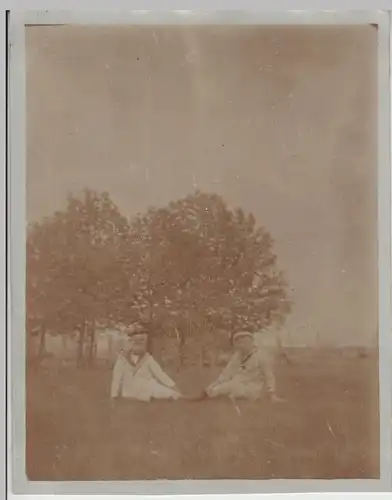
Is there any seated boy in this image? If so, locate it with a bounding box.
[199,331,283,401]
[110,328,183,402]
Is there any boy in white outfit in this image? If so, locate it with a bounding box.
[199,331,284,402]
[110,329,183,402]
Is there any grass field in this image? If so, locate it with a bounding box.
[26,351,379,480]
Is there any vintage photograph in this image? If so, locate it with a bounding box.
[24,22,379,481]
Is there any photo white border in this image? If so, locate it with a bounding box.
[7,8,391,496]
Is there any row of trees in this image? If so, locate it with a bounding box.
[26,189,292,367]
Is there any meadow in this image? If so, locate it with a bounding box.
[26,349,379,481]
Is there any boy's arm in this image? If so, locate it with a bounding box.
[209,353,239,388]
[149,357,177,388]
[110,356,124,399]
[264,363,276,396]
[258,351,276,396]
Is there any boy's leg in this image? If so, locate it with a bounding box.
[189,382,239,402]
[228,383,262,400]
[206,381,234,398]
[150,383,183,400]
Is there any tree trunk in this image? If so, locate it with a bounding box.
[147,331,154,355]
[76,321,86,368]
[200,344,206,366]
[201,335,210,366]
[146,291,154,354]
[179,315,191,367]
[37,321,47,361]
[199,320,210,367]
[178,330,186,367]
[87,318,96,368]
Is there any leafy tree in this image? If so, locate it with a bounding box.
[26,189,130,366]
[126,191,291,362]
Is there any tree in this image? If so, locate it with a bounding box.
[125,191,291,363]
[26,217,71,360]
[26,189,131,367]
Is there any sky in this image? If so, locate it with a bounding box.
[25,25,378,346]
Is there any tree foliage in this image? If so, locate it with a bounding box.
[26,189,130,363]
[126,191,291,350]
[26,189,291,365]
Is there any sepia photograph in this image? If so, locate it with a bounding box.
[8,11,391,492]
